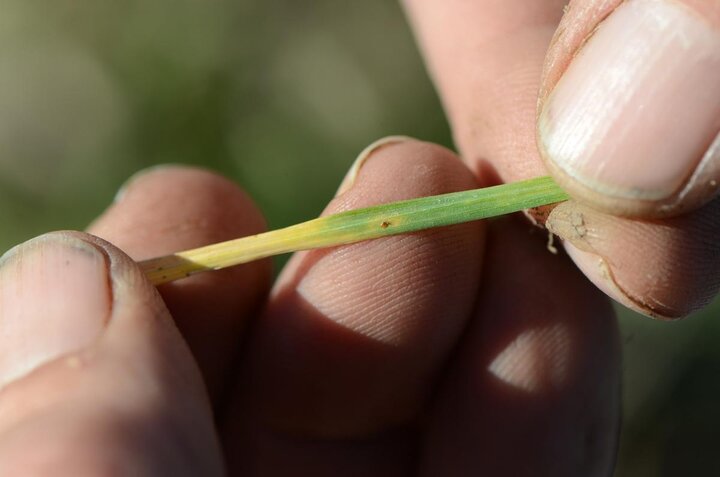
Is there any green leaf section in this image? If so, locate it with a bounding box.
[142,176,568,284]
[316,175,568,242]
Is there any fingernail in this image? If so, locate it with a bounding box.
[335,136,413,196]
[114,164,182,203]
[0,234,112,386]
[540,0,720,201]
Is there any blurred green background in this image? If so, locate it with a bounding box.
[1,1,718,474]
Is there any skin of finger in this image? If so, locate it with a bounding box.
[420,217,621,477]
[402,0,566,183]
[547,197,720,319]
[88,166,272,403]
[0,232,223,476]
[223,140,484,475]
[538,0,720,217]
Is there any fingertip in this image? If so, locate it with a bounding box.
[547,199,720,319]
[0,229,176,384]
[0,229,198,422]
[0,231,223,476]
[288,138,482,349]
[89,164,272,399]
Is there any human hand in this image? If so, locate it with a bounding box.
[2,0,717,474]
[403,0,720,319]
[0,156,619,475]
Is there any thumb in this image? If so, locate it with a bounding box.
[538,0,720,218]
[0,232,223,476]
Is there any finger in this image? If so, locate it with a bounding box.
[88,166,272,401]
[402,0,566,181]
[546,197,720,319]
[421,217,621,476]
[0,232,222,476]
[223,138,485,475]
[539,0,720,217]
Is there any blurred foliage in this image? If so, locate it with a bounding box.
[0,0,449,245]
[0,1,718,475]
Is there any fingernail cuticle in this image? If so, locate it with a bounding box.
[335,136,414,197]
